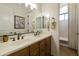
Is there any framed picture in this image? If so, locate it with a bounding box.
[14,15,25,29]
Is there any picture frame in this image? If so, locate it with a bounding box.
[14,15,25,29]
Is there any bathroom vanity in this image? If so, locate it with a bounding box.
[0,32,51,56]
[9,36,51,56]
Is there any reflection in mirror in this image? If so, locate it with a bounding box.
[36,16,49,29]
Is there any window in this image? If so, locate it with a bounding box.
[60,5,68,21]
[65,13,68,20]
[60,13,68,21]
[60,6,68,14]
[60,14,64,21]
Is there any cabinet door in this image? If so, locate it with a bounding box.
[9,47,29,56]
[39,39,46,56]
[45,36,51,56]
[30,42,39,56]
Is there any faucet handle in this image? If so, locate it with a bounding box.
[10,38,15,41]
[13,38,15,41]
[21,36,24,39]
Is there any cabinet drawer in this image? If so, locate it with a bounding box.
[39,36,51,56]
[30,48,39,56]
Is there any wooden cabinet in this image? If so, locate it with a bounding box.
[39,39,46,56]
[9,36,51,56]
[39,36,51,56]
[45,36,51,56]
[29,42,39,56]
[29,36,51,56]
[9,47,29,56]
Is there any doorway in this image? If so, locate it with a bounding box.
[59,3,77,56]
[59,3,68,47]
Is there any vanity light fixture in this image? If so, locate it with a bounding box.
[25,3,28,7]
[25,3,37,10]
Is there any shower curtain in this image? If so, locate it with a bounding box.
[68,4,78,50]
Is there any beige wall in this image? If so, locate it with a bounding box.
[0,3,29,35]
[41,3,59,55]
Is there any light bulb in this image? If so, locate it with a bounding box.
[25,3,28,7]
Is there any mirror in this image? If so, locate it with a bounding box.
[36,16,44,29]
[35,16,49,29]
[35,15,56,31]
[0,3,54,36]
[0,3,42,36]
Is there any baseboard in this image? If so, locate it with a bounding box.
[60,43,68,47]
[60,40,68,44]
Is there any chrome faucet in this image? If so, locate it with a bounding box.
[10,37,15,41]
[34,30,42,36]
[17,33,21,40]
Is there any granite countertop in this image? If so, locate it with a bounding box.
[0,31,51,56]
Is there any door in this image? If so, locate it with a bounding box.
[39,37,51,56]
[45,37,51,56]
[40,39,46,56]
[30,42,39,56]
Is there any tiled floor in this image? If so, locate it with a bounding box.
[60,45,77,56]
